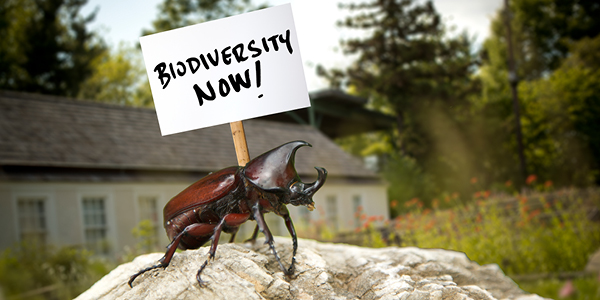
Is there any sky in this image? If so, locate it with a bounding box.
[81,0,503,92]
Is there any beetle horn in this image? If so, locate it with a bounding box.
[303,167,327,196]
[244,140,311,190]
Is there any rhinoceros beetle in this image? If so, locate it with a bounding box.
[128,140,327,287]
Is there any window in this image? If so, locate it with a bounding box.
[138,196,160,248]
[352,195,363,228]
[82,197,109,254]
[17,197,47,243]
[326,195,338,231]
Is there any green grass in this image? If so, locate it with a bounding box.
[516,276,600,300]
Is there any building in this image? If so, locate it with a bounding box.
[0,90,388,257]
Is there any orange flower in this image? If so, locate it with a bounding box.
[432,199,439,209]
[529,209,541,220]
[451,192,459,199]
[526,174,537,185]
[520,196,528,204]
[424,220,436,231]
[544,180,553,188]
[505,180,512,187]
[483,190,491,198]
[444,196,450,203]
[474,191,481,198]
[471,177,478,184]
[476,213,482,223]
[391,200,398,208]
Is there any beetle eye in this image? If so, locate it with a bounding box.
[290,182,303,195]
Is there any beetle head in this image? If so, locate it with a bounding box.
[287,167,327,210]
[243,141,327,209]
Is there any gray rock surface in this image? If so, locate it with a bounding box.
[585,248,600,274]
[75,238,547,300]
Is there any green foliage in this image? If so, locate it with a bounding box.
[78,44,152,107]
[0,0,106,97]
[518,36,600,185]
[511,0,600,73]
[320,0,479,155]
[143,0,266,35]
[334,188,600,279]
[389,189,600,275]
[360,223,388,248]
[121,219,162,262]
[517,277,600,300]
[132,219,160,253]
[430,0,600,192]
[0,241,112,299]
[381,154,438,217]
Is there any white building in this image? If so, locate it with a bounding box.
[0,90,388,257]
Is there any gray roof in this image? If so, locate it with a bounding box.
[0,91,378,181]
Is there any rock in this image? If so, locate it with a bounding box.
[585,248,600,274]
[75,238,547,300]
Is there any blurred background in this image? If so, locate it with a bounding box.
[0,0,599,299]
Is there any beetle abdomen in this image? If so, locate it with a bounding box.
[165,207,216,250]
[163,166,241,222]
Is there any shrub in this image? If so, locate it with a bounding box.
[350,188,600,275]
[0,241,112,299]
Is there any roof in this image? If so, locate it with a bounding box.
[260,89,396,138]
[0,90,378,182]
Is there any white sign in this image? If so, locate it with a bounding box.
[140,4,310,136]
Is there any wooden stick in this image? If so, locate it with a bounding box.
[230,121,250,166]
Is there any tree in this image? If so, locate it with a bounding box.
[143,0,264,34]
[476,0,600,186]
[320,0,477,155]
[518,36,600,185]
[319,0,480,204]
[107,0,267,107]
[78,44,150,107]
[0,0,106,97]
[512,0,600,73]
[481,0,600,81]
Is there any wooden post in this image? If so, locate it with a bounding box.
[230,121,250,166]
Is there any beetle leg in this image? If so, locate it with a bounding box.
[128,228,184,287]
[129,223,215,288]
[196,219,225,286]
[243,225,260,243]
[251,204,290,275]
[197,213,250,286]
[281,210,298,275]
